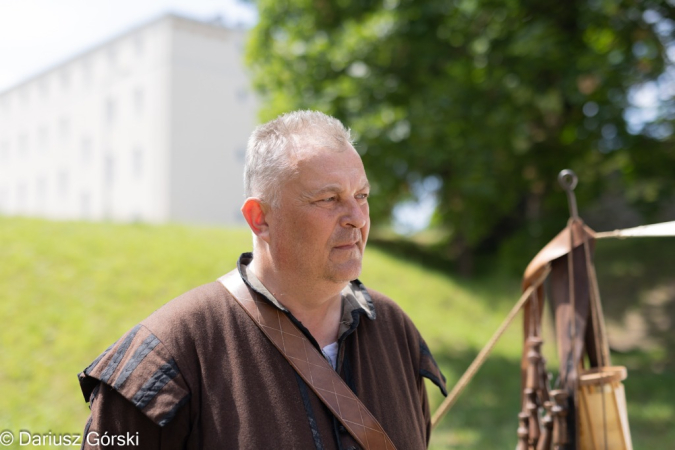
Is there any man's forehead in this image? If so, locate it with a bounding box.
[289,146,368,192]
[292,142,362,167]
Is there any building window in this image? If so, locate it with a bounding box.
[38,126,49,153]
[18,133,28,157]
[36,176,47,207]
[16,182,27,210]
[58,170,69,197]
[105,99,115,124]
[0,188,7,211]
[0,141,8,162]
[82,58,93,85]
[108,46,117,67]
[132,147,143,178]
[81,192,90,218]
[104,154,114,186]
[134,34,144,56]
[133,88,144,115]
[59,117,70,143]
[81,137,92,164]
[39,78,49,98]
[60,69,70,89]
[1,94,11,114]
[19,87,29,105]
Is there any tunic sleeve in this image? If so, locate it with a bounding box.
[419,337,448,397]
[78,324,191,430]
[81,382,191,450]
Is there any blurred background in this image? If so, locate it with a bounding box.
[1,0,674,448]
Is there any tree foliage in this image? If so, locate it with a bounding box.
[246,0,675,271]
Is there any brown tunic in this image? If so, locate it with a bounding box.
[79,254,447,449]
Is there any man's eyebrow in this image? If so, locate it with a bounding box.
[301,185,342,200]
[301,181,370,200]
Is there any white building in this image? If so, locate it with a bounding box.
[0,14,257,225]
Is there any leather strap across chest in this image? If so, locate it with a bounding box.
[218,270,397,450]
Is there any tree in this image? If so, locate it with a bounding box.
[246,0,675,273]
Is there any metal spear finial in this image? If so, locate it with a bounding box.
[558,169,579,219]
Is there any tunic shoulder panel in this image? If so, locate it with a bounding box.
[78,282,232,427]
[78,323,191,427]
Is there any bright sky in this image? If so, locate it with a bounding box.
[0,0,258,93]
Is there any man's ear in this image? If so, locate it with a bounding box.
[241,197,270,242]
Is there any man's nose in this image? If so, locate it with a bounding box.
[341,199,368,229]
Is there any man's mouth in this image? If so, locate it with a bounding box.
[334,242,358,250]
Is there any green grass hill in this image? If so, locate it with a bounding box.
[1,217,673,449]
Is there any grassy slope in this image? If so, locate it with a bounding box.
[0,217,673,449]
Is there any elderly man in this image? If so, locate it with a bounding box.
[79,111,446,449]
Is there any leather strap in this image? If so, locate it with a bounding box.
[520,221,597,390]
[218,270,397,450]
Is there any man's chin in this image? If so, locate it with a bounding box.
[325,260,363,283]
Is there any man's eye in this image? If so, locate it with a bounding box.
[356,193,369,200]
[320,196,337,203]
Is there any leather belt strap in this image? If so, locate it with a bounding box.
[218,270,397,450]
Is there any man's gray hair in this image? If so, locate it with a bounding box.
[244,110,353,207]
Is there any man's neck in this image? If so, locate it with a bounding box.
[247,258,345,348]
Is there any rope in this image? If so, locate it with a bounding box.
[430,265,551,429]
[594,220,675,239]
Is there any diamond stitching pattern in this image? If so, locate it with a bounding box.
[219,272,397,450]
